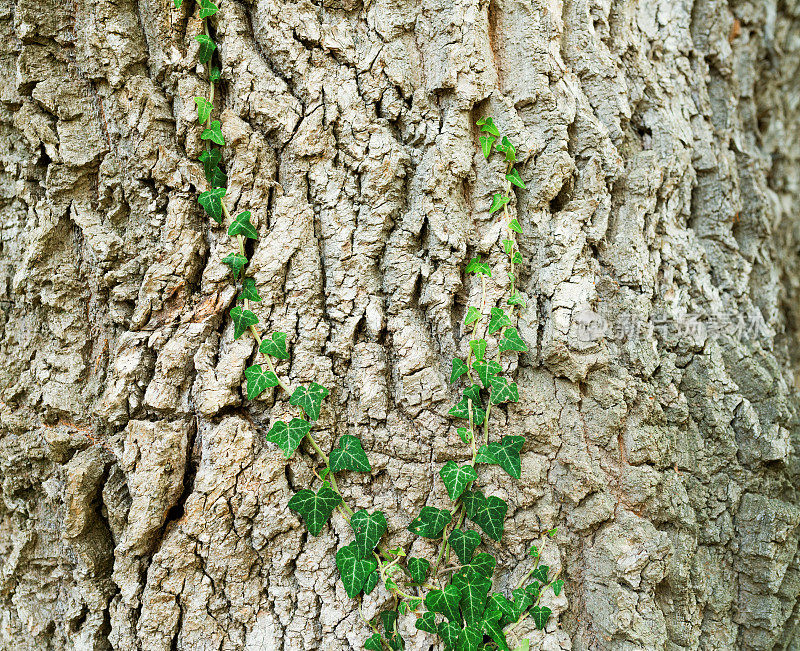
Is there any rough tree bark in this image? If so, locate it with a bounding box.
[1,0,800,649]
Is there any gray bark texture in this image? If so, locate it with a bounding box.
[1,0,800,649]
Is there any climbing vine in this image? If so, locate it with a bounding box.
[179,3,563,648]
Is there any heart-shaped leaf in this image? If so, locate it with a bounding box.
[364,633,382,651]
[506,168,525,189]
[489,376,519,405]
[499,327,528,352]
[199,149,226,188]
[259,332,289,359]
[497,136,516,163]
[475,445,497,465]
[409,506,451,538]
[198,187,225,223]
[482,613,509,651]
[473,359,501,388]
[508,218,522,234]
[330,435,371,472]
[425,583,462,623]
[222,253,248,279]
[244,364,278,400]
[289,382,329,421]
[465,256,491,276]
[458,624,482,651]
[531,605,551,630]
[407,556,430,584]
[415,611,437,634]
[531,564,549,584]
[287,481,341,536]
[198,0,217,17]
[488,307,512,335]
[201,119,225,146]
[350,510,387,557]
[439,462,477,502]
[336,543,378,598]
[228,210,258,240]
[452,567,491,626]
[238,277,261,302]
[267,418,311,459]
[229,306,258,339]
[464,306,481,326]
[480,135,495,159]
[489,193,510,214]
[469,339,487,361]
[511,587,533,620]
[194,96,212,123]
[449,529,480,564]
[469,552,496,578]
[463,491,508,541]
[486,436,525,479]
[363,569,379,595]
[552,578,564,596]
[451,358,469,384]
[477,116,500,137]
[194,34,216,63]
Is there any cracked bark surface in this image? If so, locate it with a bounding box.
[1,0,800,649]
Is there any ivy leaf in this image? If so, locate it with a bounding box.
[486,436,525,479]
[194,34,216,64]
[244,364,279,400]
[425,584,462,623]
[507,292,526,309]
[505,168,525,189]
[479,135,496,159]
[511,251,523,263]
[499,327,528,352]
[482,614,509,651]
[198,0,218,18]
[508,218,522,234]
[287,481,341,536]
[330,435,371,473]
[364,569,379,595]
[497,136,516,162]
[382,611,402,651]
[408,506,451,539]
[457,427,472,444]
[199,149,226,188]
[502,239,514,255]
[266,418,311,458]
[350,510,387,558]
[209,66,221,81]
[477,116,500,137]
[475,444,497,465]
[489,193,510,214]
[473,359,501,389]
[488,307,512,335]
[464,306,481,326]
[458,625,482,651]
[194,96,213,124]
[449,529,481,564]
[228,210,258,239]
[407,557,430,584]
[222,253,248,279]
[201,120,225,146]
[465,256,491,276]
[511,587,533,621]
[532,565,549,584]
[259,332,289,359]
[531,605,552,630]
[289,382,329,421]
[439,462,477,502]
[364,633,382,651]
[463,491,508,541]
[489,376,519,405]
[174,0,182,8]
[229,306,258,339]
[336,542,378,598]
[448,390,486,427]
[468,552,496,577]
[488,593,515,620]
[415,611,437,634]
[552,578,564,596]
[525,581,540,602]
[452,567,491,626]
[238,277,261,302]
[451,358,469,384]
[198,187,225,223]
[438,621,460,648]
[469,339,487,362]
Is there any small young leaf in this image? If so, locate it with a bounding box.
[506,168,525,189]
[548,526,558,537]
[364,633,382,651]
[508,218,522,233]
[511,251,523,263]
[287,481,341,536]
[525,581,540,602]
[289,382,329,421]
[499,327,528,352]
[228,210,258,239]
[532,565,549,584]
[486,436,525,479]
[476,116,500,137]
[201,120,225,146]
[507,291,526,308]
[452,567,491,626]
[448,389,486,426]
[408,506,452,538]
[468,552,496,577]
[238,277,262,302]
[465,256,491,276]
[488,307,512,335]
[198,149,227,188]
[457,427,472,444]
[259,332,289,359]
[497,136,516,163]
[464,306,481,326]
[489,376,519,405]
[502,239,514,255]
[174,0,182,8]
[330,435,371,473]
[198,187,225,223]
[194,34,216,64]
[473,359,501,389]
[475,444,497,465]
[469,339,487,362]
[415,611,437,634]
[198,0,217,18]
[336,542,378,598]
[451,358,469,384]
[363,569,379,595]
[222,253,248,279]
[552,578,564,596]
[439,461,477,502]
[480,135,495,159]
[229,306,258,339]
[489,193,510,214]
[531,605,552,630]
[449,529,481,564]
[529,544,539,558]
[266,418,311,458]
[209,66,221,81]
[407,556,430,584]
[425,584,462,622]
[350,510,387,558]
[194,96,213,124]
[244,364,279,400]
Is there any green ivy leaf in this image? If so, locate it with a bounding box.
[425,584,462,623]
[497,136,516,163]
[499,327,528,352]
[350,510,387,558]
[198,0,218,18]
[468,552,496,577]
[488,307,512,335]
[439,462,477,502]
[525,581,540,602]
[287,481,341,536]
[476,116,500,137]
[336,542,378,598]
[511,587,533,621]
[452,567,491,626]
[469,339,487,362]
[229,306,258,339]
[552,578,564,596]
[486,436,525,479]
[174,0,182,8]
[199,149,227,188]
[438,621,460,648]
[458,625,482,651]
[463,491,508,541]
[507,291,526,308]
[489,376,519,405]
[194,34,216,64]
[259,332,289,359]
[266,418,311,458]
[451,358,469,384]
[409,506,452,539]
[488,593,515,620]
[473,359,501,389]
[238,277,261,302]
[506,168,525,189]
[531,605,552,630]
[415,611,437,634]
[508,218,522,234]
[457,427,472,445]
[229,210,258,239]
[194,96,213,123]
[364,633,382,651]
[244,364,278,400]
[222,253,248,279]
[489,193,510,214]
[475,444,497,465]
[480,135,495,159]
[464,306,481,326]
[198,187,225,223]
[330,435,371,472]
[532,565,549,584]
[502,239,514,255]
[511,251,523,263]
[449,529,480,564]
[209,66,221,81]
[482,613,509,651]
[289,382,329,421]
[364,569,379,595]
[465,256,491,276]
[407,557,430,584]
[448,391,486,427]
[201,120,225,146]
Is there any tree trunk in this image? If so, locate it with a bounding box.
[1,0,800,649]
